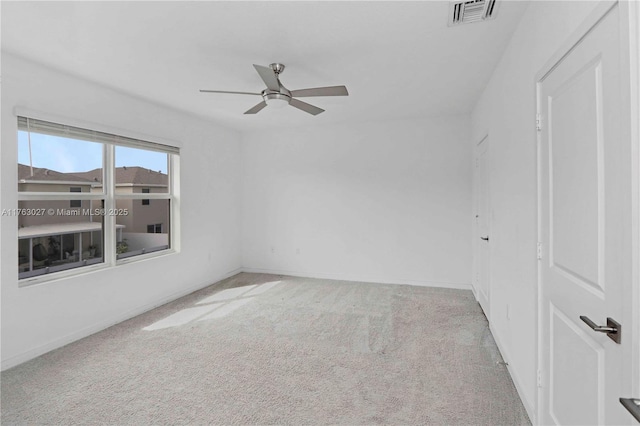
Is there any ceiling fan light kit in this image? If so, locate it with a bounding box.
[263,91,291,108]
[200,63,348,116]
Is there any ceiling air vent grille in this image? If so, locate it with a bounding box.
[449,0,498,26]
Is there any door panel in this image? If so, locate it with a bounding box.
[549,58,602,291]
[540,4,632,425]
[549,304,604,425]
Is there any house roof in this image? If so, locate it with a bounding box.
[18,164,94,184]
[18,164,168,186]
[73,166,168,186]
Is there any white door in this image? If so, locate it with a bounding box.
[539,4,633,425]
[475,137,490,317]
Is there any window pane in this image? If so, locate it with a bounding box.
[115,146,168,194]
[18,200,104,279]
[142,188,150,205]
[18,130,103,193]
[116,199,170,259]
[70,187,82,208]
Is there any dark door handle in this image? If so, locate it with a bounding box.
[620,398,640,422]
[480,236,489,241]
[580,316,621,344]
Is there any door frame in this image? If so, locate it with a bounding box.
[535,0,640,422]
[473,134,490,317]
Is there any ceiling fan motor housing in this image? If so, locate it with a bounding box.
[262,89,291,105]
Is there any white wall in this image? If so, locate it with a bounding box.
[470,1,601,420]
[241,116,472,288]
[0,54,243,369]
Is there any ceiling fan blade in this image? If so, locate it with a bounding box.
[199,90,261,96]
[289,98,325,116]
[290,86,349,97]
[253,64,280,91]
[244,101,268,114]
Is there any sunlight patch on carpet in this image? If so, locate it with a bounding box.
[243,280,281,296]
[196,285,258,304]
[143,304,223,331]
[198,298,254,321]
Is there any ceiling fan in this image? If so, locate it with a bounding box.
[200,63,349,116]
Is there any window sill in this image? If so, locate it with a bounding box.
[116,248,177,265]
[18,249,178,288]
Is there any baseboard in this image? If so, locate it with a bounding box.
[241,267,472,290]
[489,323,537,424]
[1,267,242,371]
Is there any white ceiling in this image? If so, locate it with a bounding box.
[1,1,528,131]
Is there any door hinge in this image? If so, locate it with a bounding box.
[537,370,543,388]
[537,242,542,260]
[536,113,543,131]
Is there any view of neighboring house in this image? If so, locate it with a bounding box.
[73,165,169,235]
[18,163,169,278]
[18,163,96,227]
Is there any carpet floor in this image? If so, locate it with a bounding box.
[1,273,530,425]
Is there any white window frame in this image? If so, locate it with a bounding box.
[16,113,181,286]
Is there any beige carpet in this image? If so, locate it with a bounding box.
[1,273,530,425]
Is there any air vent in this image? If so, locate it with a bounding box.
[448,0,498,26]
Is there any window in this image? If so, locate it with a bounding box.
[147,223,162,233]
[115,146,171,260]
[17,116,179,282]
[142,188,150,205]
[70,187,82,208]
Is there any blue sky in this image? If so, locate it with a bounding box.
[18,131,168,174]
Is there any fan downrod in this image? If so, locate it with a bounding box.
[270,63,285,75]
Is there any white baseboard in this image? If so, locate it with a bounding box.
[489,323,537,424]
[471,284,479,301]
[1,267,242,371]
[241,267,472,290]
